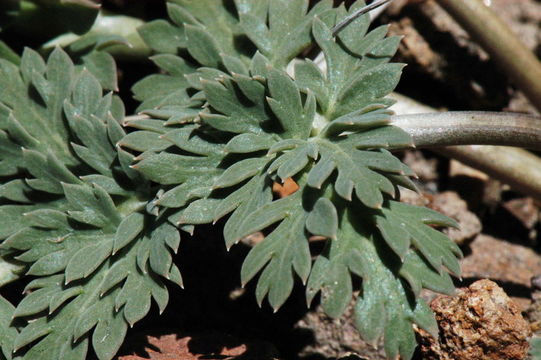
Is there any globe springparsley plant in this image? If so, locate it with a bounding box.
[0,1,465,359]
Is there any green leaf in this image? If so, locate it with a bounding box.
[320,105,391,137]
[0,48,77,167]
[118,131,171,152]
[160,126,224,156]
[306,198,338,239]
[0,40,20,65]
[135,152,222,185]
[225,133,276,153]
[220,176,273,249]
[267,68,315,139]
[240,205,311,311]
[272,142,317,180]
[132,73,193,112]
[311,139,395,208]
[172,198,222,225]
[0,179,32,204]
[238,0,333,67]
[201,77,268,134]
[530,337,541,360]
[113,213,145,255]
[65,240,113,283]
[80,51,118,91]
[376,201,462,277]
[138,19,185,53]
[0,51,181,360]
[213,157,269,189]
[0,253,24,288]
[114,3,462,360]
[310,12,401,119]
[185,25,221,68]
[0,296,17,360]
[168,0,248,62]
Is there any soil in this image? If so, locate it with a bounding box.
[113,1,541,359]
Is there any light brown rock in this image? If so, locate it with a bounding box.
[428,191,482,245]
[461,235,541,294]
[399,190,482,245]
[417,279,531,360]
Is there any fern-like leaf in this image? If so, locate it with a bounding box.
[236,0,333,67]
[0,296,18,360]
[0,49,179,360]
[120,2,461,359]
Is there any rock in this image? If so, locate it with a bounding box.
[461,235,541,305]
[417,279,531,360]
[490,0,541,52]
[117,332,280,360]
[402,150,439,183]
[428,191,482,245]
[295,300,387,360]
[502,197,540,240]
[448,160,502,211]
[524,275,541,336]
[399,190,482,245]
[399,187,429,207]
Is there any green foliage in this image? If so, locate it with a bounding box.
[531,337,541,360]
[0,48,180,360]
[0,1,463,360]
[0,296,18,360]
[123,1,462,359]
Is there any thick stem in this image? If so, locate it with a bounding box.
[435,0,541,113]
[439,146,541,201]
[390,93,541,200]
[391,111,541,151]
[42,12,151,62]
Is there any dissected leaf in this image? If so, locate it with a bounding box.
[0,2,463,360]
[0,296,17,360]
[123,2,460,359]
[0,49,180,360]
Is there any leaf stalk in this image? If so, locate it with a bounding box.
[391,111,541,151]
[331,0,394,36]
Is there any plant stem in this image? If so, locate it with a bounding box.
[435,0,541,113]
[42,12,151,62]
[332,0,394,36]
[441,145,541,201]
[390,93,541,200]
[391,111,541,151]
